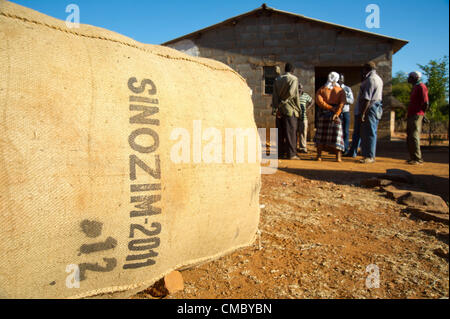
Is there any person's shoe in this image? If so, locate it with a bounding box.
[299,149,308,154]
[343,153,356,158]
[289,155,301,160]
[315,157,322,161]
[359,157,375,164]
[406,159,423,165]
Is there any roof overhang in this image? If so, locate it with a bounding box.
[162,4,408,54]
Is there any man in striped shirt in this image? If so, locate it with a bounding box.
[297,84,313,153]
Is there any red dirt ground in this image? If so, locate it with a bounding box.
[134,141,449,299]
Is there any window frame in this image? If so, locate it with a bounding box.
[263,66,278,96]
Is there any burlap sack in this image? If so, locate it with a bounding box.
[0,1,260,298]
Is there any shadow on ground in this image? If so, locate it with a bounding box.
[375,141,448,165]
[278,167,449,203]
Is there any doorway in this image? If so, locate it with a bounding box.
[313,66,364,132]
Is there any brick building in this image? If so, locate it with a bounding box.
[163,4,408,139]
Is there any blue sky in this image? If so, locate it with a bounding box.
[8,0,450,76]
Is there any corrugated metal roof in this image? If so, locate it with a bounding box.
[162,4,408,54]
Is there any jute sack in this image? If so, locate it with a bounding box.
[0,1,261,298]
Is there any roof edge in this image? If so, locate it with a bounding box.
[162,4,408,54]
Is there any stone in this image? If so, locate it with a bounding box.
[408,205,449,215]
[406,207,449,225]
[423,229,449,242]
[379,179,393,187]
[433,247,449,259]
[164,270,184,294]
[382,185,410,200]
[360,177,392,188]
[360,177,379,188]
[398,191,449,212]
[382,169,414,184]
[438,231,450,240]
[147,271,184,297]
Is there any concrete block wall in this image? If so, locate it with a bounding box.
[170,11,395,138]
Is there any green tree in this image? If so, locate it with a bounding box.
[418,56,449,144]
[392,71,411,120]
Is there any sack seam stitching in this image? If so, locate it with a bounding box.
[67,235,256,299]
[0,12,246,83]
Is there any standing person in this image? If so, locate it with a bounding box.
[338,74,354,154]
[406,71,429,165]
[297,83,313,154]
[314,71,346,162]
[271,66,286,159]
[358,62,384,164]
[344,103,362,158]
[272,62,301,160]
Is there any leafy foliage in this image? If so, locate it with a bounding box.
[418,56,449,123]
[418,56,449,144]
[392,56,449,142]
[392,71,411,120]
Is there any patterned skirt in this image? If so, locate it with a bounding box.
[314,111,345,152]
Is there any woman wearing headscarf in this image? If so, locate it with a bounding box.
[314,71,346,162]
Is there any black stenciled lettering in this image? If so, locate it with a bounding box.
[129,96,159,104]
[129,105,160,126]
[130,195,161,218]
[130,183,161,192]
[128,128,159,154]
[79,237,117,254]
[125,250,158,261]
[128,237,160,251]
[129,223,161,238]
[129,154,161,180]
[78,258,117,281]
[125,76,161,271]
[80,220,102,238]
[128,77,156,95]
[123,258,156,269]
